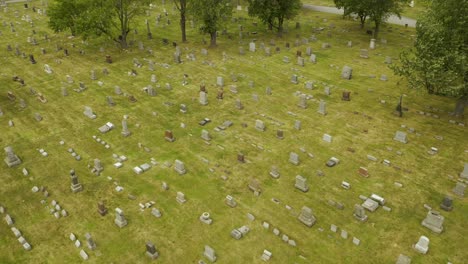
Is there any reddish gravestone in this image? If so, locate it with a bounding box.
[237,153,245,163]
[358,167,369,177]
[165,130,175,142]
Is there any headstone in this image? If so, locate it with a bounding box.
[83,106,96,119]
[318,100,327,115]
[369,39,376,49]
[235,99,243,110]
[165,130,175,142]
[453,182,466,197]
[289,152,299,165]
[225,195,237,207]
[297,94,307,109]
[255,120,265,131]
[249,42,255,52]
[394,131,408,143]
[270,166,280,179]
[341,230,348,239]
[237,153,245,163]
[322,134,332,143]
[294,175,309,192]
[146,242,159,260]
[414,236,429,254]
[93,158,103,175]
[360,49,369,59]
[201,130,211,141]
[70,170,83,193]
[176,192,186,204]
[353,204,368,222]
[421,210,444,233]
[298,206,316,227]
[199,91,208,105]
[396,254,412,264]
[385,56,392,64]
[174,160,186,175]
[460,163,468,179]
[342,91,351,101]
[121,119,131,137]
[341,66,352,80]
[114,208,128,228]
[439,196,453,211]
[85,233,96,250]
[199,212,212,225]
[4,146,21,167]
[291,74,298,84]
[97,201,107,216]
[204,245,217,262]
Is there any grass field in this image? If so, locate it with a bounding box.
[0,1,466,264]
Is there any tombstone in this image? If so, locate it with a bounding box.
[298,94,307,109]
[174,52,181,63]
[439,196,453,211]
[421,210,444,233]
[380,75,388,81]
[237,153,245,163]
[34,113,42,122]
[318,100,327,115]
[19,98,27,108]
[297,57,305,67]
[369,39,376,49]
[199,91,208,105]
[265,47,271,56]
[165,130,175,142]
[353,204,368,222]
[305,46,312,56]
[295,175,309,192]
[396,254,412,264]
[216,90,224,100]
[235,99,243,110]
[342,91,351,101]
[146,242,159,260]
[270,166,280,179]
[85,233,96,250]
[291,74,298,84]
[114,86,122,95]
[106,96,115,106]
[322,134,332,143]
[358,167,369,177]
[29,54,36,64]
[341,66,352,80]
[97,201,107,216]
[305,81,314,90]
[413,236,429,254]
[276,130,284,140]
[239,46,245,55]
[249,42,255,52]
[330,224,338,232]
[394,131,408,144]
[105,55,112,64]
[321,43,330,49]
[44,64,53,74]
[255,120,265,131]
[225,195,237,207]
[204,245,217,262]
[384,56,392,64]
[324,87,330,96]
[201,130,211,141]
[298,206,316,227]
[360,49,369,58]
[176,192,186,204]
[174,160,186,175]
[289,152,299,165]
[4,146,21,167]
[216,76,224,87]
[294,120,301,130]
[180,104,187,114]
[70,170,83,193]
[83,106,96,119]
[460,163,468,179]
[114,208,128,228]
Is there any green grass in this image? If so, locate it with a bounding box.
[0,1,467,264]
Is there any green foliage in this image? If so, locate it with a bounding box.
[247,0,302,35]
[48,0,150,48]
[191,0,232,46]
[392,0,468,98]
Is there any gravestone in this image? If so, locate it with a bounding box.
[385,56,392,64]
[204,245,217,262]
[174,160,186,175]
[225,195,237,207]
[396,254,412,264]
[414,236,429,254]
[249,42,255,52]
[165,130,175,142]
[394,131,408,144]
[289,152,299,165]
[199,212,212,225]
[114,208,128,228]
[4,146,21,167]
[324,86,330,96]
[309,54,317,63]
[176,192,186,204]
[199,91,208,105]
[61,87,68,97]
[353,204,368,222]
[146,242,159,260]
[237,153,245,163]
[322,134,332,143]
[297,57,305,67]
[297,94,307,109]
[318,100,327,115]
[235,99,243,110]
[342,91,351,101]
[298,206,316,227]
[360,49,369,58]
[255,120,265,131]
[341,66,352,80]
[121,119,131,137]
[369,39,376,49]
[294,120,301,130]
[439,196,453,211]
[93,159,103,175]
[85,233,96,250]
[201,130,211,141]
[83,106,96,119]
[70,170,83,193]
[270,166,280,179]
[97,201,108,216]
[291,74,298,84]
[421,210,444,233]
[460,163,468,179]
[295,175,309,192]
[276,130,284,140]
[180,104,187,113]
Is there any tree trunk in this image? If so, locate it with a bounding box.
[120,34,128,49]
[359,15,366,29]
[373,20,380,38]
[277,17,284,37]
[210,32,216,47]
[454,96,468,117]
[180,13,186,42]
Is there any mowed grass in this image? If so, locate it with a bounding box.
[0,1,467,264]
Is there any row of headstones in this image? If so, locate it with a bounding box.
[0,205,32,250]
[69,232,96,260]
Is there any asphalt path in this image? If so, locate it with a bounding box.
[303,4,417,28]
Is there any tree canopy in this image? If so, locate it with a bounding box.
[392,0,467,115]
[191,0,232,47]
[48,0,151,49]
[247,0,302,36]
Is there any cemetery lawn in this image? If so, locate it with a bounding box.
[0,1,467,263]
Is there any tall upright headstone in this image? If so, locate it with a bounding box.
[4,146,21,167]
[122,119,131,137]
[298,206,316,227]
[114,208,128,228]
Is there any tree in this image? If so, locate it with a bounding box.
[247,0,302,36]
[392,0,468,116]
[191,0,232,47]
[48,0,150,49]
[334,0,370,28]
[333,0,408,37]
[173,0,190,43]
[48,0,86,36]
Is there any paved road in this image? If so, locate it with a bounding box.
[303,4,417,28]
